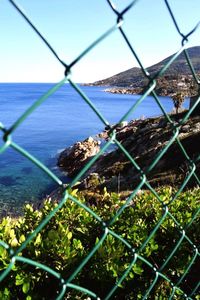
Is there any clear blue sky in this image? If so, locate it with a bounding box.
[0,0,199,83]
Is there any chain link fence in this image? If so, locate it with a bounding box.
[0,0,200,299]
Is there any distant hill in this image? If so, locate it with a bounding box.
[89,46,200,96]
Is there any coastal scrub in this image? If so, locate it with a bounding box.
[0,187,199,299]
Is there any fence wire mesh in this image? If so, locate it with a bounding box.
[0,0,200,299]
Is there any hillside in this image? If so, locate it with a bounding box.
[89,46,200,96]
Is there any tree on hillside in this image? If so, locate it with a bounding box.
[172,92,185,114]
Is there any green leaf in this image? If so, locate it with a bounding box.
[3,288,10,296]
[48,230,58,240]
[76,227,85,234]
[10,237,18,247]
[73,239,83,250]
[22,282,30,294]
[25,204,33,212]
[67,232,72,240]
[0,246,4,256]
[34,233,41,246]
[70,189,78,196]
[0,246,7,259]
[19,234,26,243]
[133,264,143,275]
[15,274,24,286]
[129,272,134,279]
[9,229,15,239]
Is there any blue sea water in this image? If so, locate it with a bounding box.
[0,83,188,215]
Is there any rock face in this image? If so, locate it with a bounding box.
[57,137,100,177]
[58,112,200,192]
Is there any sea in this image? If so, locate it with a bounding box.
[0,83,189,216]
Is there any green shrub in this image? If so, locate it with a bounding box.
[0,187,199,299]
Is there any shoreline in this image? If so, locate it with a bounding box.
[56,111,200,195]
[3,110,199,219]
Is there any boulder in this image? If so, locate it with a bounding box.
[57,137,100,177]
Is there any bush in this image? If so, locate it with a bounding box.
[0,187,199,299]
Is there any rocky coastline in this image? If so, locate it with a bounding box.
[57,111,200,194]
[104,87,143,96]
[90,74,198,98]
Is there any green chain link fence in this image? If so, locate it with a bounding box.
[0,0,200,299]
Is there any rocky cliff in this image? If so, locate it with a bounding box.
[58,112,200,193]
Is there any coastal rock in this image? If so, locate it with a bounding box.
[58,112,200,192]
[104,87,143,95]
[57,137,100,177]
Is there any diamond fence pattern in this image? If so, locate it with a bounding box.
[0,0,200,299]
